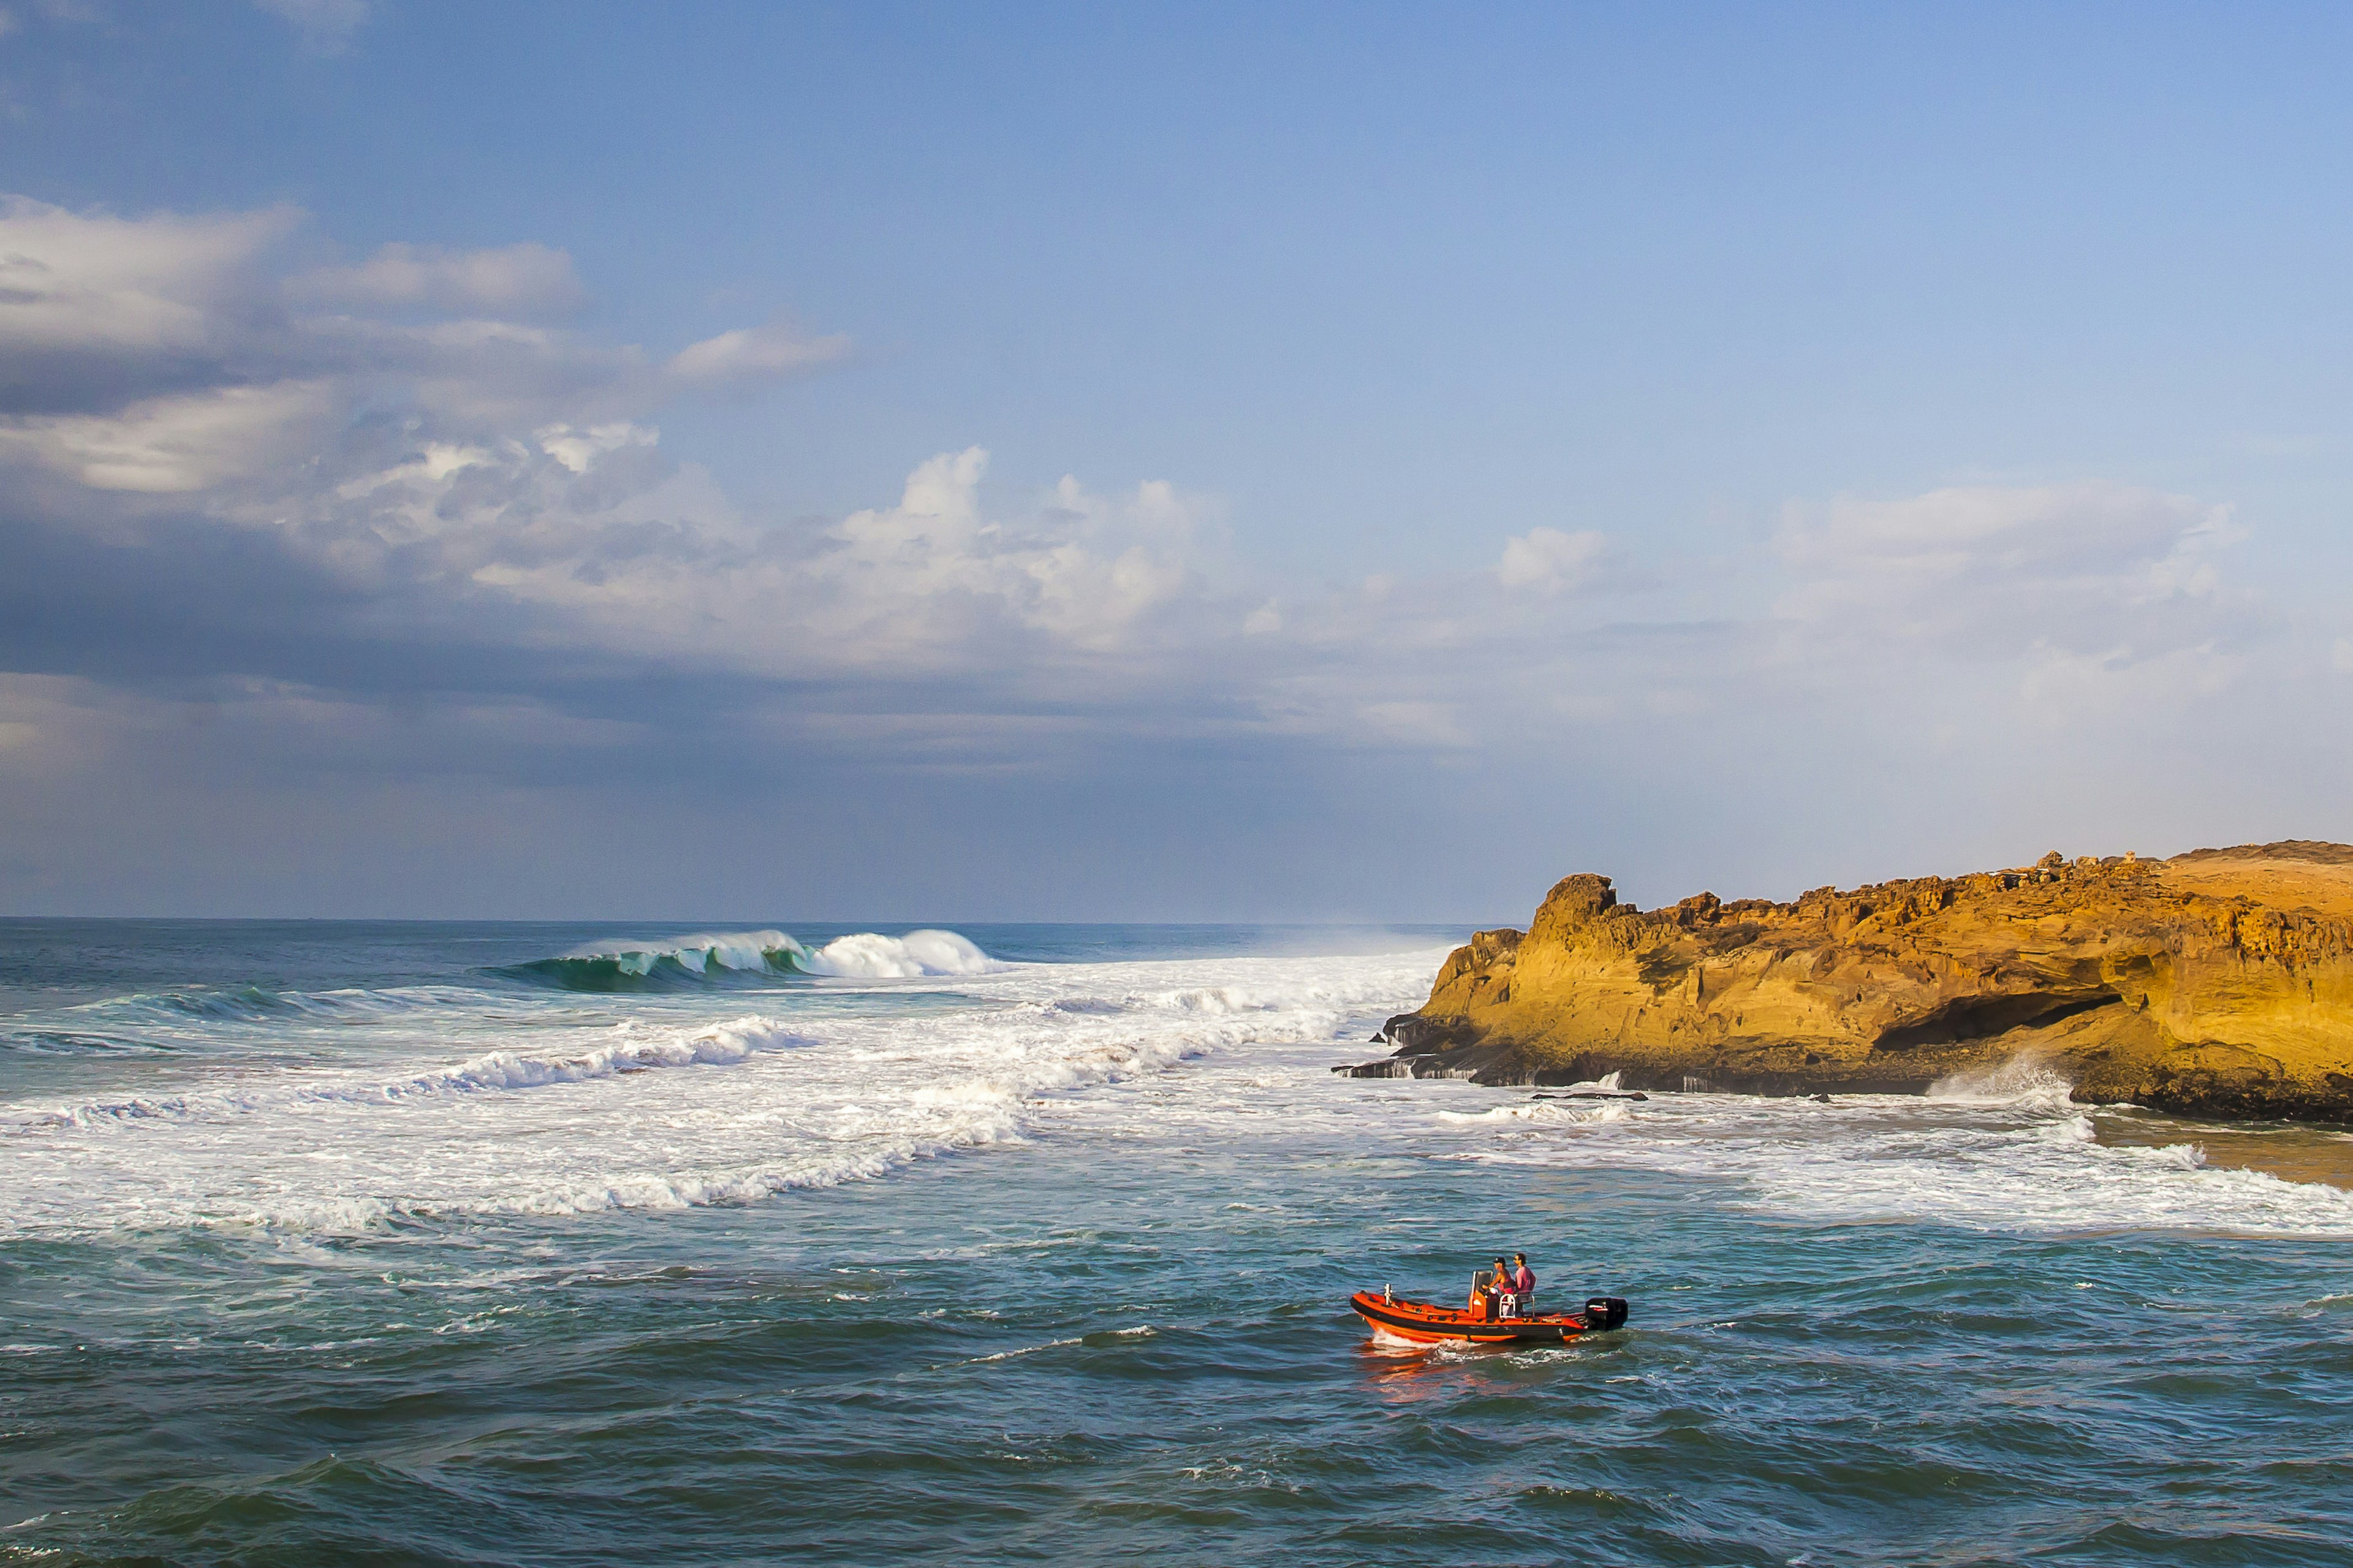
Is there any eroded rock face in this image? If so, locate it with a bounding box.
[1341,844,2353,1121]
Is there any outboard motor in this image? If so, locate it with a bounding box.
[1583,1296,1629,1331]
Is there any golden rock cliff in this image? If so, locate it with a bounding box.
[1343,843,2353,1121]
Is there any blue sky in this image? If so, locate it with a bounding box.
[2,1,2350,918]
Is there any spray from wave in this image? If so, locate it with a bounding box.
[502,929,1004,990]
[1927,1055,2078,1110]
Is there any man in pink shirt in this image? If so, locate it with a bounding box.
[1510,1252,1536,1306]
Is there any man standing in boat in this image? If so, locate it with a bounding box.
[1479,1253,1537,1319]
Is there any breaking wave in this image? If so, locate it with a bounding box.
[0,947,1447,1237]
[503,929,1003,990]
[1927,1055,2078,1110]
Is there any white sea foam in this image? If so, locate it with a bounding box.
[14,936,2352,1244]
[384,1015,815,1094]
[1927,1055,2077,1109]
[801,929,1002,977]
[5,1015,817,1131]
[0,947,1438,1237]
[1437,1100,1630,1126]
[1418,1081,2353,1237]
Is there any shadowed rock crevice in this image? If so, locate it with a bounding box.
[1873,990,2122,1051]
[1337,845,2353,1123]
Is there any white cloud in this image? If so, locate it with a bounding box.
[665,318,849,389]
[1773,483,2250,664]
[0,379,332,491]
[536,420,656,475]
[0,197,1222,705]
[1778,483,2229,600]
[0,188,2318,842]
[0,196,299,407]
[1498,526,1609,592]
[2017,638,2241,720]
[370,439,1221,683]
[0,191,853,480]
[808,454,1205,658]
[288,242,587,317]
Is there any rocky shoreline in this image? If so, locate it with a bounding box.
[1338,843,2353,1124]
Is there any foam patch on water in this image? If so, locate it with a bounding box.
[0,949,1443,1238]
[21,935,2334,1244]
[1422,1083,2353,1237]
[6,1015,818,1131]
[1438,1100,1631,1127]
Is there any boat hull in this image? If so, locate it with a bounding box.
[1350,1289,1599,1345]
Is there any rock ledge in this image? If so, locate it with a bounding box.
[1338,845,2353,1122]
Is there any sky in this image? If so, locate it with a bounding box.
[2,0,2351,921]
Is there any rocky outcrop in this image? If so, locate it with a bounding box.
[1339,845,2353,1122]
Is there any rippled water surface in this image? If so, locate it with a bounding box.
[6,919,2352,1566]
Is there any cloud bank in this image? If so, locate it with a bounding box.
[0,193,2338,916]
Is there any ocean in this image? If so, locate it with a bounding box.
[4,919,2352,1566]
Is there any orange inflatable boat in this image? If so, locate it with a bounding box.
[1351,1281,1629,1346]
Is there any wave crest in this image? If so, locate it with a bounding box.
[1928,1055,2078,1109]
[801,930,999,979]
[505,929,1003,990]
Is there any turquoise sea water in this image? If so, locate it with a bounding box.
[6,920,2353,1566]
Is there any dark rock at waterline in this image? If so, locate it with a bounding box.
[1328,1046,1936,1096]
[1371,1012,1482,1055]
